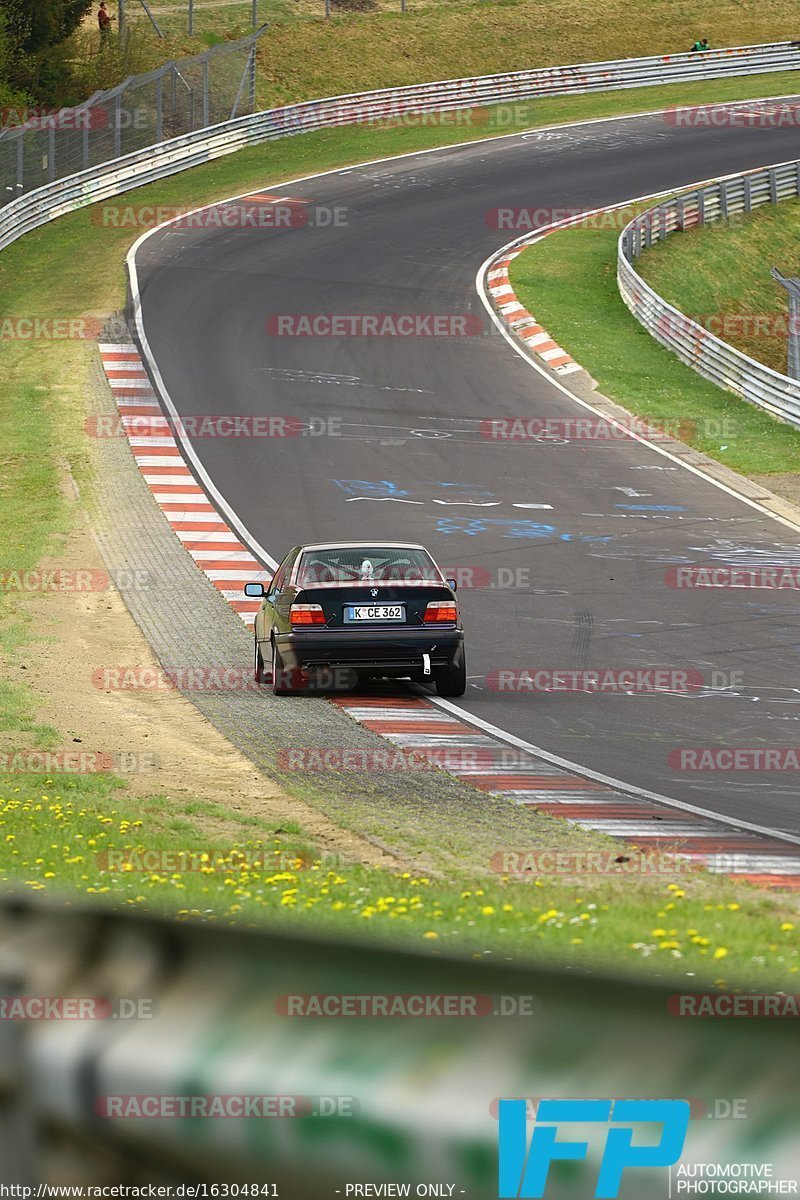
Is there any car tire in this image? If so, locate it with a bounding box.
[271,639,294,696]
[435,654,466,698]
[254,640,266,685]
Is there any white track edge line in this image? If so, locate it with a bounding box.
[427,695,800,847]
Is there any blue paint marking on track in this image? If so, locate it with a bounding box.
[615,504,688,512]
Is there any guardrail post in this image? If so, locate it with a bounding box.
[771,267,800,380]
[743,175,752,212]
[676,197,684,231]
[698,189,706,224]
[114,93,122,157]
[644,211,653,249]
[720,180,728,219]
[47,126,55,183]
[156,73,163,142]
[248,38,257,113]
[203,60,210,128]
[325,0,330,15]
[770,167,779,204]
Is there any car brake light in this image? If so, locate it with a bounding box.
[424,601,458,624]
[290,603,326,626]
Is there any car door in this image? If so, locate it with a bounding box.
[264,549,299,634]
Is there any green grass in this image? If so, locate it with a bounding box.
[636,199,800,377]
[93,0,800,112]
[4,84,800,978]
[1,771,798,984]
[509,220,800,477]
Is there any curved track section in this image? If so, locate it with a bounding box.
[131,104,800,838]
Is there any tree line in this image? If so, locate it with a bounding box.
[0,0,95,108]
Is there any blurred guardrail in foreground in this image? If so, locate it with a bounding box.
[1,41,799,246]
[619,158,800,428]
[0,894,798,1193]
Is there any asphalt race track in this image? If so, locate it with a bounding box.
[131,102,800,838]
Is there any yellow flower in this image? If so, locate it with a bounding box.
[481,906,496,916]
[651,928,666,937]
[713,947,728,960]
[423,931,438,939]
[780,923,795,932]
[727,903,740,912]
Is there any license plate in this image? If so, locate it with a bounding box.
[344,604,406,622]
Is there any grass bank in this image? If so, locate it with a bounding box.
[635,198,800,378]
[1,773,798,984]
[86,0,800,110]
[508,216,800,478]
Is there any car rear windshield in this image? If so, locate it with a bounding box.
[296,547,443,586]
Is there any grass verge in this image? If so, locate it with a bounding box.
[635,198,800,377]
[1,772,798,984]
[79,0,800,111]
[4,84,800,978]
[508,219,800,477]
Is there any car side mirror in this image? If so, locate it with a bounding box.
[244,581,267,597]
[446,577,458,592]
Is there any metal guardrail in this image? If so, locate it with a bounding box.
[1,41,799,250]
[1,894,799,1189]
[618,156,800,427]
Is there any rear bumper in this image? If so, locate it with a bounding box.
[274,628,464,675]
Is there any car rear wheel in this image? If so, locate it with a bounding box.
[271,640,294,696]
[435,655,466,698]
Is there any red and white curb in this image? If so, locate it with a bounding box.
[330,696,800,890]
[99,343,267,625]
[100,344,800,891]
[486,252,582,376]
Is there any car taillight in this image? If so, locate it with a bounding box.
[290,604,326,626]
[424,600,458,624]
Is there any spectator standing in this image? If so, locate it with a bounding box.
[98,2,114,38]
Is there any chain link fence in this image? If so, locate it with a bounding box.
[0,26,265,206]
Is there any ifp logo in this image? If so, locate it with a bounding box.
[498,1098,690,1198]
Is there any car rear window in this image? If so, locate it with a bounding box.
[296,547,443,586]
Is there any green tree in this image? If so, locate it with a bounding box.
[0,3,30,109]
[0,0,92,103]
